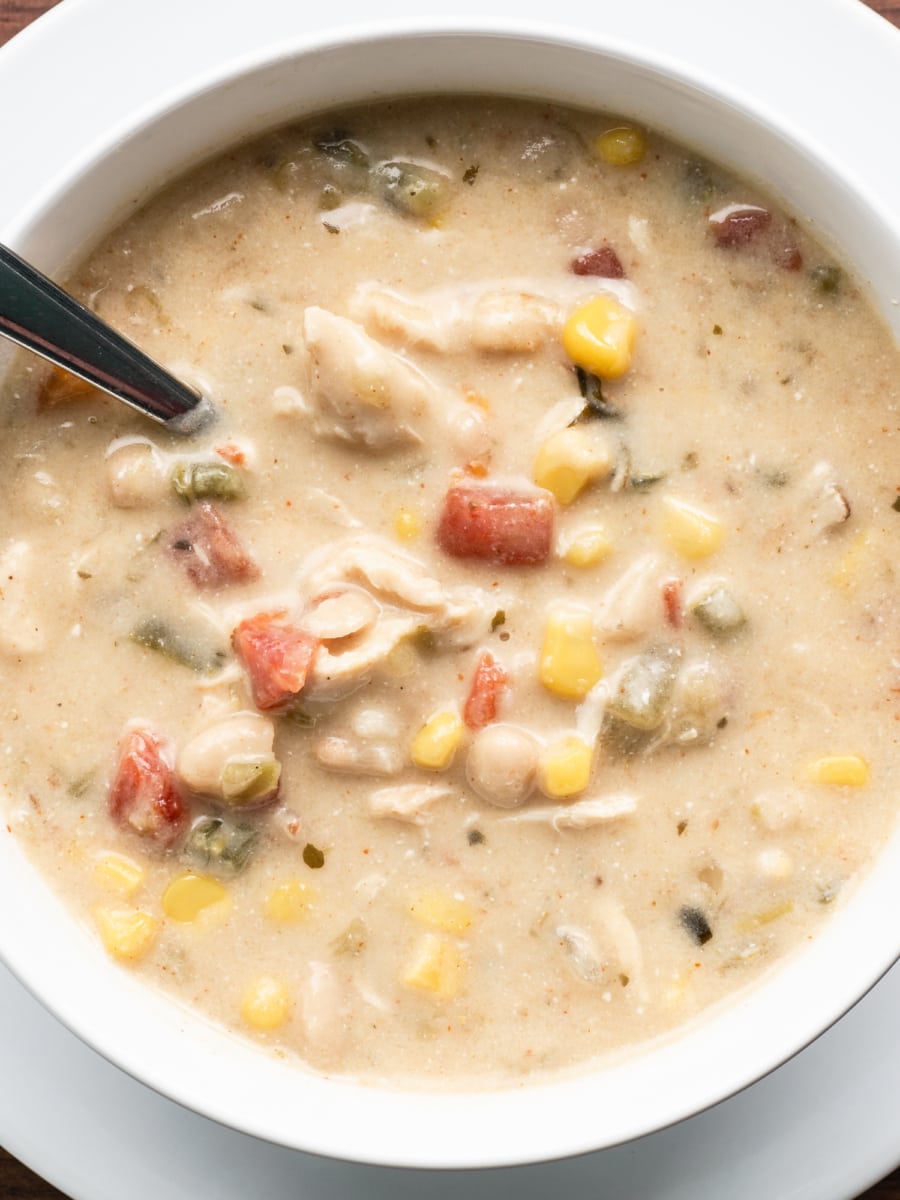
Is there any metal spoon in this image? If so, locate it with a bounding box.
[0,242,213,433]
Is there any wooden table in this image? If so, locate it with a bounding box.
[0,0,898,1196]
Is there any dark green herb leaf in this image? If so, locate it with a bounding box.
[303,842,326,869]
[462,164,480,185]
[490,610,506,632]
[571,367,623,422]
[467,828,485,845]
[679,905,713,945]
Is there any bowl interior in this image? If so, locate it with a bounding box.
[1,25,899,1170]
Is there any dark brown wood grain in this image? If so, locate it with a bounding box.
[0,0,898,1197]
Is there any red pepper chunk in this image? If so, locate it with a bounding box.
[571,245,625,279]
[437,485,554,566]
[233,612,319,711]
[662,579,683,629]
[709,204,772,248]
[168,502,259,589]
[108,727,186,847]
[464,651,509,730]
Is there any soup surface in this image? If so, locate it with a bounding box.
[2,98,898,1085]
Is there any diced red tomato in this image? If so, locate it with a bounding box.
[437,485,554,566]
[108,727,186,846]
[167,502,259,588]
[662,579,683,629]
[232,611,320,710]
[709,204,772,248]
[463,651,509,730]
[571,245,625,279]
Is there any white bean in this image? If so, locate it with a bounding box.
[466,724,538,809]
[177,711,275,798]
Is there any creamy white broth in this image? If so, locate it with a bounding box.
[1,97,898,1084]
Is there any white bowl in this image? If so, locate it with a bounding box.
[1,17,899,1172]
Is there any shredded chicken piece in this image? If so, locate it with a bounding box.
[595,553,665,642]
[302,307,432,450]
[302,536,493,649]
[556,925,605,984]
[314,735,403,777]
[367,783,456,824]
[800,462,851,537]
[502,793,637,829]
[470,290,562,352]
[0,541,47,655]
[299,961,349,1065]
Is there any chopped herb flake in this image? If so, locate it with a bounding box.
[467,828,485,845]
[303,842,326,869]
[462,164,480,185]
[490,610,506,632]
[679,905,713,945]
[712,324,723,335]
[892,495,900,513]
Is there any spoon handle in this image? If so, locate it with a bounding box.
[0,242,211,431]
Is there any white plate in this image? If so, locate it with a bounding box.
[3,960,898,1200]
[0,0,898,1194]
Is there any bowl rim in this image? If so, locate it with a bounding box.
[1,15,899,1171]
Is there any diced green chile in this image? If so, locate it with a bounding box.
[373,161,449,220]
[313,133,372,191]
[810,265,842,295]
[331,917,367,956]
[572,366,624,422]
[607,646,682,731]
[171,461,246,504]
[691,586,747,636]
[220,756,281,808]
[679,905,713,945]
[130,616,228,674]
[183,815,259,875]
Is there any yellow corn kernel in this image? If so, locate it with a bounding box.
[409,890,473,933]
[533,427,612,505]
[561,525,613,568]
[595,125,647,167]
[538,735,594,798]
[93,906,158,962]
[394,507,422,541]
[539,607,603,700]
[402,933,465,999]
[562,295,636,380]
[93,852,144,896]
[265,879,317,922]
[661,496,724,559]
[162,872,229,923]
[240,975,291,1031]
[807,755,870,787]
[410,709,465,771]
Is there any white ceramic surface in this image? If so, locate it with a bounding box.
[2,959,898,1200]
[0,0,898,1181]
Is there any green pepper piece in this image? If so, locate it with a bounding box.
[374,161,449,221]
[331,917,367,956]
[171,461,246,504]
[183,815,259,875]
[607,645,681,731]
[691,586,747,637]
[130,616,228,674]
[571,366,623,422]
[313,133,371,192]
[220,756,281,808]
[810,265,842,295]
